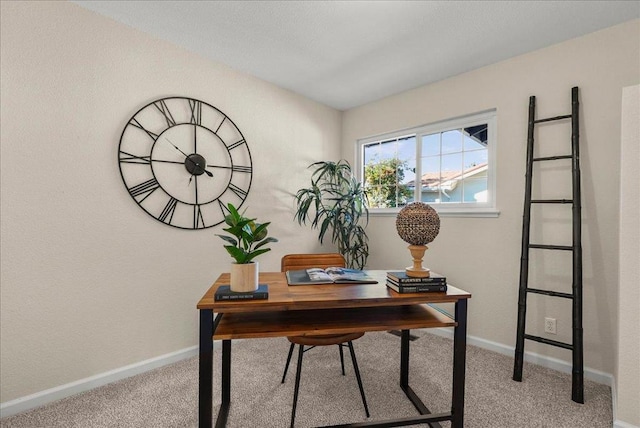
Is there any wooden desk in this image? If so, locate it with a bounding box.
[197,270,471,428]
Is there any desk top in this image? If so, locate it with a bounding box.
[197,270,471,313]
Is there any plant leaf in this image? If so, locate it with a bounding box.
[224,245,247,263]
[216,235,238,246]
[244,248,271,263]
[253,236,278,250]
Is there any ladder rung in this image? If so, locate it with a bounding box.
[531,199,573,204]
[526,288,574,299]
[529,244,573,251]
[532,155,572,162]
[524,334,573,350]
[534,114,572,124]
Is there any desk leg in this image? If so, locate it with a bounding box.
[222,340,231,404]
[400,329,441,428]
[400,330,409,387]
[451,299,468,428]
[215,340,231,428]
[199,310,214,428]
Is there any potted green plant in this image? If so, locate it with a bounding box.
[294,160,369,269]
[216,203,278,292]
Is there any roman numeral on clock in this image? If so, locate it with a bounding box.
[194,205,205,229]
[129,118,159,141]
[218,200,231,217]
[189,99,202,125]
[154,99,176,127]
[215,116,226,133]
[227,139,245,150]
[129,178,159,201]
[159,197,178,224]
[232,165,252,174]
[228,183,247,199]
[119,150,150,164]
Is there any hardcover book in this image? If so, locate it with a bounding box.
[286,267,378,286]
[215,284,269,301]
[386,271,447,284]
[386,277,447,288]
[386,281,447,293]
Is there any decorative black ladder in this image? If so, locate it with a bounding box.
[512,86,584,404]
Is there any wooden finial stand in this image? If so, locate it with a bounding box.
[405,244,431,277]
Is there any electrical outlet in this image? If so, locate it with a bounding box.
[544,317,557,334]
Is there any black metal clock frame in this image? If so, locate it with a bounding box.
[118,96,253,230]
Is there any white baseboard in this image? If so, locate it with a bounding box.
[614,420,640,428]
[424,327,613,386]
[0,346,199,418]
[612,380,639,428]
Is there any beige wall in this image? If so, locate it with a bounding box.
[0,2,340,402]
[343,19,640,376]
[616,85,639,427]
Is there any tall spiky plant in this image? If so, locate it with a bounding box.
[294,160,369,269]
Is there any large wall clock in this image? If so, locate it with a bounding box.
[118,96,253,230]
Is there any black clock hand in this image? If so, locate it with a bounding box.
[189,127,198,184]
[193,127,213,177]
[166,137,213,177]
[165,137,190,158]
[194,172,199,204]
[192,127,213,177]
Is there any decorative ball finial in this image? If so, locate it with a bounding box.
[396,202,440,245]
[395,202,440,277]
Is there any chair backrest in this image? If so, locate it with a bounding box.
[281,253,346,272]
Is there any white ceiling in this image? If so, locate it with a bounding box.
[73,1,639,110]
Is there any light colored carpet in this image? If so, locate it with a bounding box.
[0,331,612,427]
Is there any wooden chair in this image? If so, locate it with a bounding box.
[281,253,370,427]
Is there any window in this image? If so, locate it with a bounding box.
[357,110,497,217]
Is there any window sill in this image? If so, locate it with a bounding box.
[369,207,501,218]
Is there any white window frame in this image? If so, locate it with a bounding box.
[356,110,499,218]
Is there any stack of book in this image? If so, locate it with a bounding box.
[386,271,447,293]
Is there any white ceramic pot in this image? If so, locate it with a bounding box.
[230,261,259,292]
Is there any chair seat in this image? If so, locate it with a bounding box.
[287,332,364,346]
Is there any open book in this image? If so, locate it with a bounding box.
[286,267,378,285]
